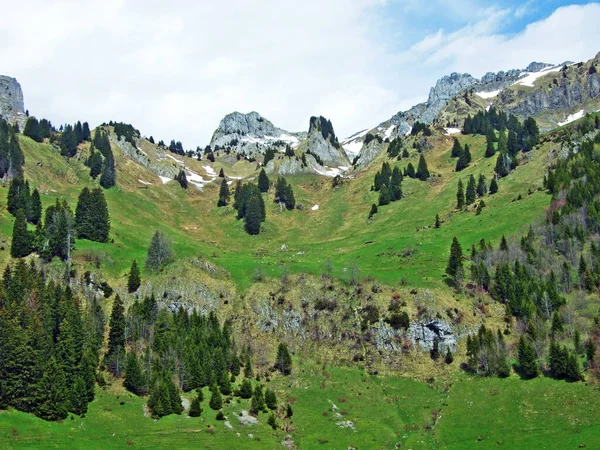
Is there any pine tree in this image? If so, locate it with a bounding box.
[128,259,141,293]
[268,412,277,429]
[250,384,265,414]
[124,352,146,395]
[494,152,510,178]
[175,170,188,189]
[455,146,471,171]
[89,149,103,179]
[451,138,463,158]
[265,388,277,410]
[485,129,496,157]
[10,209,31,258]
[218,168,225,178]
[217,179,230,207]
[107,295,125,358]
[435,214,441,228]
[517,336,539,378]
[29,188,42,224]
[244,193,263,235]
[456,179,465,209]
[274,343,292,375]
[286,403,293,418]
[405,162,416,178]
[258,168,270,193]
[446,237,463,285]
[489,177,499,194]
[390,167,403,200]
[416,154,430,180]
[368,204,378,219]
[36,357,68,421]
[476,174,487,197]
[283,183,295,210]
[444,347,454,364]
[239,378,253,399]
[209,382,223,410]
[378,185,391,206]
[189,395,202,417]
[466,175,476,205]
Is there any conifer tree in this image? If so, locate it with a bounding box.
[124,352,146,395]
[456,179,465,209]
[99,154,116,188]
[378,185,391,206]
[466,175,476,205]
[239,378,253,399]
[265,388,277,410]
[10,209,31,258]
[29,188,42,224]
[390,167,403,200]
[446,237,463,286]
[107,295,126,358]
[250,384,265,414]
[489,177,499,194]
[258,168,270,193]
[89,149,103,179]
[128,259,141,293]
[485,129,496,157]
[189,395,202,417]
[286,403,293,418]
[275,343,292,375]
[209,382,223,410]
[217,179,230,207]
[451,138,463,158]
[455,145,471,171]
[36,357,68,421]
[368,203,378,219]
[444,347,454,364]
[435,214,441,228]
[517,335,539,378]
[416,154,430,180]
[405,162,416,178]
[218,168,225,178]
[175,170,188,189]
[146,230,173,272]
[244,194,263,235]
[476,174,487,197]
[283,183,295,210]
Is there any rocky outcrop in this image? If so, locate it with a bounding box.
[267,153,325,176]
[354,137,384,169]
[0,75,26,126]
[209,111,304,154]
[305,116,349,167]
[407,320,457,353]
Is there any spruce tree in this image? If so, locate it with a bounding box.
[29,188,42,224]
[390,167,403,200]
[124,352,146,395]
[444,347,454,364]
[175,170,188,189]
[189,395,202,417]
[146,230,173,272]
[265,388,277,410]
[485,129,496,157]
[416,154,430,180]
[209,382,223,410]
[455,146,471,171]
[107,295,126,357]
[99,154,116,189]
[244,194,263,235]
[368,203,378,219]
[258,168,270,193]
[128,259,141,293]
[283,183,295,210]
[89,149,103,179]
[476,174,487,197]
[405,162,416,178]
[451,138,463,158]
[456,179,465,209]
[274,343,292,375]
[218,168,225,178]
[446,237,463,284]
[466,175,476,205]
[217,179,230,207]
[250,384,265,414]
[489,177,499,194]
[239,378,253,399]
[10,209,31,258]
[378,185,391,206]
[435,214,441,229]
[517,335,539,378]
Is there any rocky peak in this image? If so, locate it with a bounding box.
[217,111,280,137]
[524,61,553,73]
[305,115,349,167]
[0,75,25,125]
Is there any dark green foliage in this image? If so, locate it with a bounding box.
[234,182,267,235]
[124,352,147,395]
[75,187,110,242]
[548,341,581,381]
[107,295,126,362]
[446,237,463,287]
[168,140,185,155]
[244,194,263,235]
[239,378,253,399]
[217,179,230,206]
[265,388,277,410]
[284,145,294,157]
[404,162,416,179]
[146,230,174,272]
[0,120,25,178]
[445,348,454,364]
[476,174,487,197]
[175,170,188,189]
[0,262,100,421]
[386,311,410,330]
[189,395,202,417]
[489,177,498,194]
[250,384,265,414]
[309,116,341,148]
[485,129,496,157]
[148,376,183,418]
[88,149,103,179]
[258,168,270,193]
[274,177,295,210]
[550,311,563,336]
[455,144,471,171]
[209,382,223,410]
[60,124,78,157]
[378,185,391,206]
[268,412,277,429]
[387,137,403,158]
[111,122,138,146]
[275,343,292,375]
[368,203,378,219]
[286,403,293,418]
[466,326,510,377]
[29,189,42,224]
[7,177,31,218]
[430,337,440,360]
[517,336,539,378]
[10,209,31,258]
[410,121,431,136]
[416,154,430,180]
[128,259,141,293]
[456,179,465,209]
[451,138,463,158]
[40,200,75,261]
[466,175,476,205]
[99,154,116,189]
[24,117,44,142]
[585,339,596,362]
[434,214,441,228]
[494,152,511,178]
[263,148,275,165]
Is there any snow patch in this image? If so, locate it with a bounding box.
[445,128,461,135]
[136,147,148,156]
[512,66,561,88]
[311,204,319,211]
[384,125,395,139]
[138,179,152,185]
[187,171,208,184]
[203,165,217,177]
[558,109,585,126]
[316,167,342,177]
[342,140,363,157]
[475,89,501,99]
[341,129,369,144]
[159,176,171,184]
[166,154,184,165]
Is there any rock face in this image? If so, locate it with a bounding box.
[209,111,304,155]
[354,137,384,169]
[305,116,350,167]
[0,75,25,126]
[407,320,457,353]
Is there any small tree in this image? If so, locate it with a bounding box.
[258,168,270,193]
[250,384,265,414]
[217,179,230,207]
[446,237,463,287]
[239,378,253,399]
[146,230,173,272]
[10,209,31,258]
[416,154,430,180]
[265,388,277,410]
[434,214,441,229]
[489,177,499,194]
[517,336,539,378]
[209,382,223,410]
[175,170,188,189]
[128,259,141,293]
[451,138,463,158]
[456,179,465,209]
[189,395,202,417]
[476,174,487,197]
[466,175,476,205]
[275,343,292,375]
[218,168,225,178]
[286,403,293,418]
[124,352,146,395]
[444,347,454,364]
[368,203,378,219]
[268,412,277,429]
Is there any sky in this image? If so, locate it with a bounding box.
[1,0,599,148]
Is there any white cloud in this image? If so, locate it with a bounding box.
[0,1,598,147]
